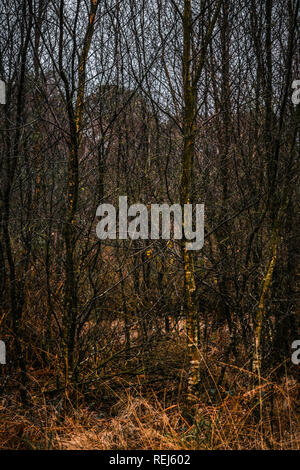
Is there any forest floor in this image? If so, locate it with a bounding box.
[0,326,299,450]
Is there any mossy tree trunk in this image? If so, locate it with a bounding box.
[181,0,222,405]
[59,0,100,405]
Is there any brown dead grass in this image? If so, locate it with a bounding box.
[1,375,298,450]
[0,330,299,450]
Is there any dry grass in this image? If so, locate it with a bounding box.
[0,328,298,450]
[1,374,298,450]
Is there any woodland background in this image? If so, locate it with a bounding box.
[0,0,299,449]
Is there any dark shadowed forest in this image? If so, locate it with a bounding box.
[0,0,299,450]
